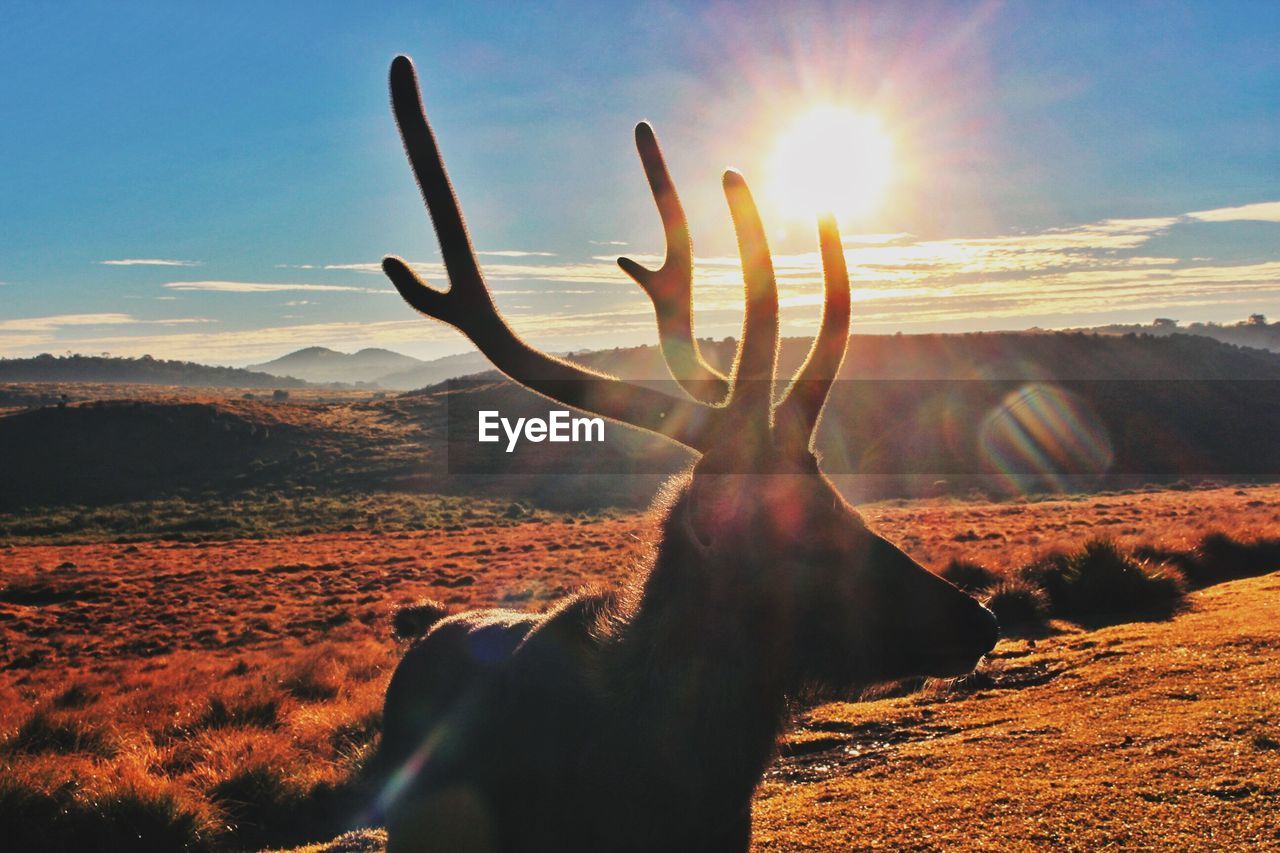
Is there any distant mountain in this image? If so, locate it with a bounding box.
[247,347,425,386]
[375,351,496,390]
[0,354,307,389]
[1076,316,1280,353]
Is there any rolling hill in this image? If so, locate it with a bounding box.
[5,331,1280,512]
[0,354,307,388]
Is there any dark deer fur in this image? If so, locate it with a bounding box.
[373,55,998,853]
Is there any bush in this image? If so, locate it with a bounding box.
[985,579,1050,629]
[1020,539,1184,619]
[940,559,998,593]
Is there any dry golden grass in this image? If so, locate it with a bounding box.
[2,483,1279,849]
[756,570,1280,849]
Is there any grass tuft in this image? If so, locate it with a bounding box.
[0,775,214,853]
[282,656,345,703]
[5,711,115,757]
[197,694,280,730]
[391,599,450,640]
[52,682,98,710]
[1020,539,1184,619]
[940,559,998,593]
[985,579,1051,629]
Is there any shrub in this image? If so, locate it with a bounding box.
[939,559,998,593]
[1020,539,1184,619]
[985,579,1050,629]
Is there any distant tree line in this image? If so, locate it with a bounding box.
[1084,314,1280,353]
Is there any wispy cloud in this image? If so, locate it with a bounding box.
[315,260,630,286]
[0,312,140,332]
[589,240,629,246]
[163,281,381,293]
[1186,201,1280,224]
[99,258,202,267]
[476,249,557,257]
[842,232,914,246]
[0,313,214,350]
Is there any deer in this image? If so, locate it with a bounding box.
[372,55,998,853]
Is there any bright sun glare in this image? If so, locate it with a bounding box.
[767,105,894,223]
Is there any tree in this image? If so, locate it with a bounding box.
[1247,313,1267,326]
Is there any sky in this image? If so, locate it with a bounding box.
[1,0,1277,365]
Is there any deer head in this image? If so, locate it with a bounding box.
[382,54,996,693]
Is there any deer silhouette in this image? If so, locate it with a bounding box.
[373,55,998,853]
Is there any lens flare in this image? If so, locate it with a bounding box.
[978,383,1113,493]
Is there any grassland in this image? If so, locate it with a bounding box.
[2,484,1279,849]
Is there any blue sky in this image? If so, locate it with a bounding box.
[1,1,1277,364]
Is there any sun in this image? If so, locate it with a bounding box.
[766,105,894,223]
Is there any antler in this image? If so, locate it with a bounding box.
[722,171,780,427]
[383,56,718,451]
[619,124,850,452]
[774,215,851,452]
[383,54,850,457]
[618,123,729,405]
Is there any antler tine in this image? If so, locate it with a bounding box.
[721,171,779,425]
[618,123,729,405]
[385,56,489,329]
[383,55,721,452]
[775,215,852,452]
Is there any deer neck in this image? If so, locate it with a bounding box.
[605,489,791,797]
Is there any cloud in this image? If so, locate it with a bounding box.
[99,258,201,267]
[315,260,632,286]
[0,313,215,352]
[590,240,629,246]
[842,232,914,246]
[0,313,141,332]
[163,281,380,293]
[1185,201,1280,224]
[475,249,557,257]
